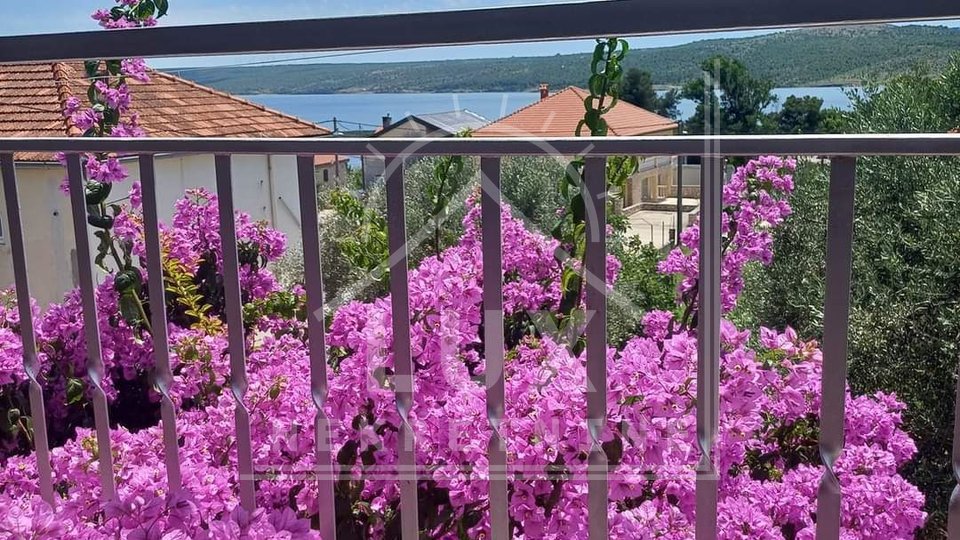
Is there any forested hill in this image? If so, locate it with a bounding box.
[174,24,960,94]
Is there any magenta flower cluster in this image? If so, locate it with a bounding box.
[0,157,927,538]
[58,1,154,187]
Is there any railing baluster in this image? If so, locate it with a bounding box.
[816,156,857,539]
[950,351,960,538]
[384,155,419,538]
[696,155,722,539]
[65,153,116,501]
[138,155,182,490]
[584,156,609,540]
[0,154,55,504]
[480,157,509,539]
[214,154,256,510]
[296,155,337,540]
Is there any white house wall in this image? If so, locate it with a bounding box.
[0,154,304,306]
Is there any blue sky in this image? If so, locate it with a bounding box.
[3,1,958,68]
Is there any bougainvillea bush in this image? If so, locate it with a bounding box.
[0,156,926,539]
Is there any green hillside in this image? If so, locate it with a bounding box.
[173,24,960,94]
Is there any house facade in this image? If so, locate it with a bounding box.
[0,62,339,304]
[362,110,488,187]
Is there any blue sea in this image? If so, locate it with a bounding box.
[242,87,856,132]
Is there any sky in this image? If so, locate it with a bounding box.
[2,0,958,69]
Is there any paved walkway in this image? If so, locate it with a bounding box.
[625,200,699,249]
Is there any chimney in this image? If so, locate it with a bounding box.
[539,83,549,101]
[382,114,392,130]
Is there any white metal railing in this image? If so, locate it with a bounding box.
[1,1,960,538]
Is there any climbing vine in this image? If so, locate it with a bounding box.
[552,37,636,352]
[61,1,171,333]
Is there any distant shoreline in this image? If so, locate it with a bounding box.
[173,24,959,95]
[232,84,855,97]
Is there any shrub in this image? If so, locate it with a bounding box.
[737,62,960,536]
[0,157,928,538]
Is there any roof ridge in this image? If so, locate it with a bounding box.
[476,86,580,132]
[51,62,82,137]
[151,69,330,136]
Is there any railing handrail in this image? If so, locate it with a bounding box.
[2,134,960,157]
[0,0,958,64]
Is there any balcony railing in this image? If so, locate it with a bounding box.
[1,2,960,539]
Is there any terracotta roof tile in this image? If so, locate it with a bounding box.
[473,86,678,138]
[0,62,329,161]
[314,154,348,166]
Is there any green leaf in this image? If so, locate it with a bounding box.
[87,85,101,107]
[94,230,111,269]
[571,193,586,225]
[85,181,112,206]
[105,60,123,77]
[66,378,85,405]
[155,0,169,17]
[118,291,142,327]
[135,0,157,20]
[6,408,20,428]
[84,60,101,78]
[87,214,114,229]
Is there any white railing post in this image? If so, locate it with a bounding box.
[65,153,117,501]
[214,154,257,511]
[296,155,338,540]
[138,154,182,490]
[584,156,609,540]
[0,154,55,504]
[815,156,857,539]
[384,155,420,539]
[696,155,723,539]
[480,157,509,539]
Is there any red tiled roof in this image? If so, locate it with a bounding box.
[0,62,329,161]
[314,154,348,166]
[473,86,678,137]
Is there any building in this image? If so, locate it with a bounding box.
[0,62,343,304]
[474,85,696,214]
[362,110,488,186]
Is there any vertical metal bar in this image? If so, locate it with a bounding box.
[947,352,960,540]
[296,155,337,540]
[214,154,256,510]
[696,155,722,539]
[65,153,116,501]
[584,156,608,540]
[816,157,857,539]
[676,156,684,246]
[0,154,55,504]
[480,157,508,540]
[138,155,182,490]
[950,352,960,538]
[384,155,419,538]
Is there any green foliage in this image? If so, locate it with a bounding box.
[276,156,479,305]
[180,25,960,94]
[424,131,471,257]
[163,256,222,334]
[682,56,776,135]
[736,59,960,537]
[500,157,567,234]
[243,291,306,328]
[607,238,677,347]
[366,155,479,266]
[620,68,680,119]
[328,189,389,275]
[552,38,634,352]
[776,95,825,134]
